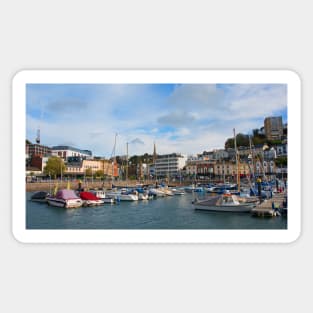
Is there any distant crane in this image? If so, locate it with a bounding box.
[36,127,40,144]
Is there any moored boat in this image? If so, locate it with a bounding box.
[193,194,256,212]
[171,188,186,195]
[79,191,105,206]
[105,189,139,201]
[148,188,166,197]
[30,191,50,203]
[47,189,83,208]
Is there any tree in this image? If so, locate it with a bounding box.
[95,170,104,178]
[85,168,93,177]
[44,156,65,178]
[275,156,287,167]
[224,133,249,148]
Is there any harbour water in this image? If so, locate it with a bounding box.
[26,192,287,229]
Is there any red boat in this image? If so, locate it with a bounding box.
[79,191,105,206]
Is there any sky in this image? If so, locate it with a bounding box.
[26,83,287,158]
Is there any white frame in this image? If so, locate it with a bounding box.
[12,70,301,243]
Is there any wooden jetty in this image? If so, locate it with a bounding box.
[251,193,287,217]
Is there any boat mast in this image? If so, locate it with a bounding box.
[126,142,128,182]
[153,141,157,182]
[248,135,255,178]
[112,133,117,184]
[233,128,240,192]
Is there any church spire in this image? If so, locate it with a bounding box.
[153,141,157,162]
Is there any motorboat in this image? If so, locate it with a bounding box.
[89,189,116,203]
[30,191,50,203]
[47,189,83,208]
[160,187,174,196]
[171,188,185,195]
[193,194,256,212]
[79,191,105,206]
[89,189,106,199]
[184,185,204,193]
[148,188,166,197]
[105,189,138,201]
[134,187,150,200]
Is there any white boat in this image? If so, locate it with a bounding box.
[193,194,256,212]
[149,188,166,197]
[47,189,83,208]
[138,192,149,200]
[171,188,185,195]
[184,185,203,193]
[159,187,174,196]
[89,189,106,199]
[102,197,116,204]
[105,189,138,201]
[89,189,116,203]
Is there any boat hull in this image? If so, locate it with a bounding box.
[82,200,105,206]
[105,192,138,201]
[47,198,83,208]
[194,203,253,213]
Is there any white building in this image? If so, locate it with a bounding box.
[154,153,187,178]
[52,145,92,160]
[212,149,229,160]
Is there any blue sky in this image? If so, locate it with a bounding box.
[26,83,287,157]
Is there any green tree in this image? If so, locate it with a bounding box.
[224,133,249,148]
[275,156,287,167]
[44,156,65,178]
[85,168,93,177]
[95,170,104,178]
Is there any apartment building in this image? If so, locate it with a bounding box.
[154,153,187,178]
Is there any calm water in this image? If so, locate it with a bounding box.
[26,192,287,229]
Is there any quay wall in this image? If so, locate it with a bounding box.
[26,180,182,192]
[26,179,233,192]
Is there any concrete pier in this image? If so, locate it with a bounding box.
[251,193,287,217]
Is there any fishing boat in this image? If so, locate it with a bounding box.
[47,189,83,208]
[79,191,105,206]
[193,194,256,212]
[30,191,50,203]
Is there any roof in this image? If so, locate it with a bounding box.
[52,145,92,156]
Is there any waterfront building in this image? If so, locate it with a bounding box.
[186,159,215,178]
[52,145,92,160]
[26,142,52,159]
[154,153,187,178]
[264,116,283,140]
[29,155,50,173]
[185,161,197,177]
[65,158,118,177]
[212,149,229,160]
[214,160,251,179]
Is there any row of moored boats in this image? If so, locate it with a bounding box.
[30,185,187,209]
